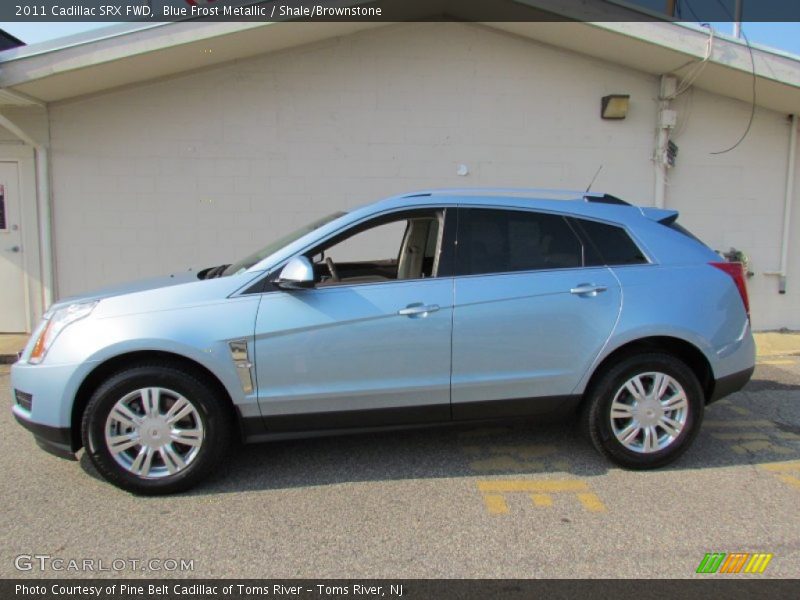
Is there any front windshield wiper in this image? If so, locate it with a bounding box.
[197,264,231,280]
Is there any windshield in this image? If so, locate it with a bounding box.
[222,212,346,276]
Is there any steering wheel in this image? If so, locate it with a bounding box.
[325,256,340,282]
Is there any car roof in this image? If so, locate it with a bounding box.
[367,188,653,226]
[246,188,700,274]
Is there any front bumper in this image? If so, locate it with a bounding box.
[12,409,76,460]
[10,357,98,460]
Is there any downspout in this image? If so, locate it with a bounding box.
[37,147,53,308]
[0,108,54,311]
[764,113,798,293]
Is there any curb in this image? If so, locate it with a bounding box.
[753,332,800,358]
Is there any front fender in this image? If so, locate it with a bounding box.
[19,295,261,428]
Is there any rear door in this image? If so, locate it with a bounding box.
[451,207,621,419]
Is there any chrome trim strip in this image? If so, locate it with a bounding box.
[229,339,254,394]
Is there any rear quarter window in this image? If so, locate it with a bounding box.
[574,218,648,266]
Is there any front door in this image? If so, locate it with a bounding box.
[253,208,455,431]
[0,162,27,332]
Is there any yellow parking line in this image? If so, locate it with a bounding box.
[712,433,771,440]
[777,475,800,490]
[757,359,795,365]
[530,493,553,507]
[761,460,800,472]
[705,420,775,428]
[759,461,800,492]
[731,441,793,454]
[482,493,510,515]
[576,492,607,513]
[478,479,589,493]
[478,479,607,515]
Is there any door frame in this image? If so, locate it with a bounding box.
[0,146,42,333]
[250,206,458,430]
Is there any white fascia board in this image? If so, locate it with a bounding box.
[0,21,271,88]
[593,21,800,90]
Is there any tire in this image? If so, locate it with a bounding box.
[81,364,233,495]
[581,352,704,469]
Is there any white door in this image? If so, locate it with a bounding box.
[0,162,27,332]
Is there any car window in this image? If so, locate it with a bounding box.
[223,211,346,276]
[662,219,709,247]
[308,209,445,286]
[573,218,648,266]
[325,221,407,263]
[456,208,583,276]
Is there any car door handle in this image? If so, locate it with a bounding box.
[570,284,608,296]
[398,304,440,317]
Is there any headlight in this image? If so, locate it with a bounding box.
[29,301,98,364]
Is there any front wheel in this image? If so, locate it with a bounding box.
[81,365,232,494]
[582,353,704,469]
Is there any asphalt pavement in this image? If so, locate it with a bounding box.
[1,357,799,579]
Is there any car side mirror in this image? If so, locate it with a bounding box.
[276,256,315,290]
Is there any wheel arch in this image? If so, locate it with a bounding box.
[581,336,715,409]
[70,350,238,452]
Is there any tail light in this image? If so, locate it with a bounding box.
[710,262,750,318]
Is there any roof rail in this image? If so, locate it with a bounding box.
[399,188,635,207]
[583,193,632,206]
[401,187,590,199]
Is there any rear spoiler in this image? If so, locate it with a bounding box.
[640,207,679,223]
[584,194,680,224]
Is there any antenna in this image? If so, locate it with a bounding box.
[585,165,603,193]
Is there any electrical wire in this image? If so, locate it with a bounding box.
[662,22,714,100]
[673,26,714,96]
[672,86,694,139]
[709,0,758,154]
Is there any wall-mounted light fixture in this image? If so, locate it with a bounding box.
[601,94,630,119]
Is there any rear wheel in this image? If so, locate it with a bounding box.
[81,365,232,494]
[582,353,704,469]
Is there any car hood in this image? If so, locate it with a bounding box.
[49,271,200,311]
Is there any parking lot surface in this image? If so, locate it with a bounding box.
[1,357,799,578]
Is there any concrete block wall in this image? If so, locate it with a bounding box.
[666,87,800,330]
[46,22,798,329]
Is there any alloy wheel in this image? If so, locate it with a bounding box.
[104,387,205,479]
[609,371,689,453]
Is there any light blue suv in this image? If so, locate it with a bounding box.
[11,189,755,494]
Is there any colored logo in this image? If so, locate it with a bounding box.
[696,552,773,574]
